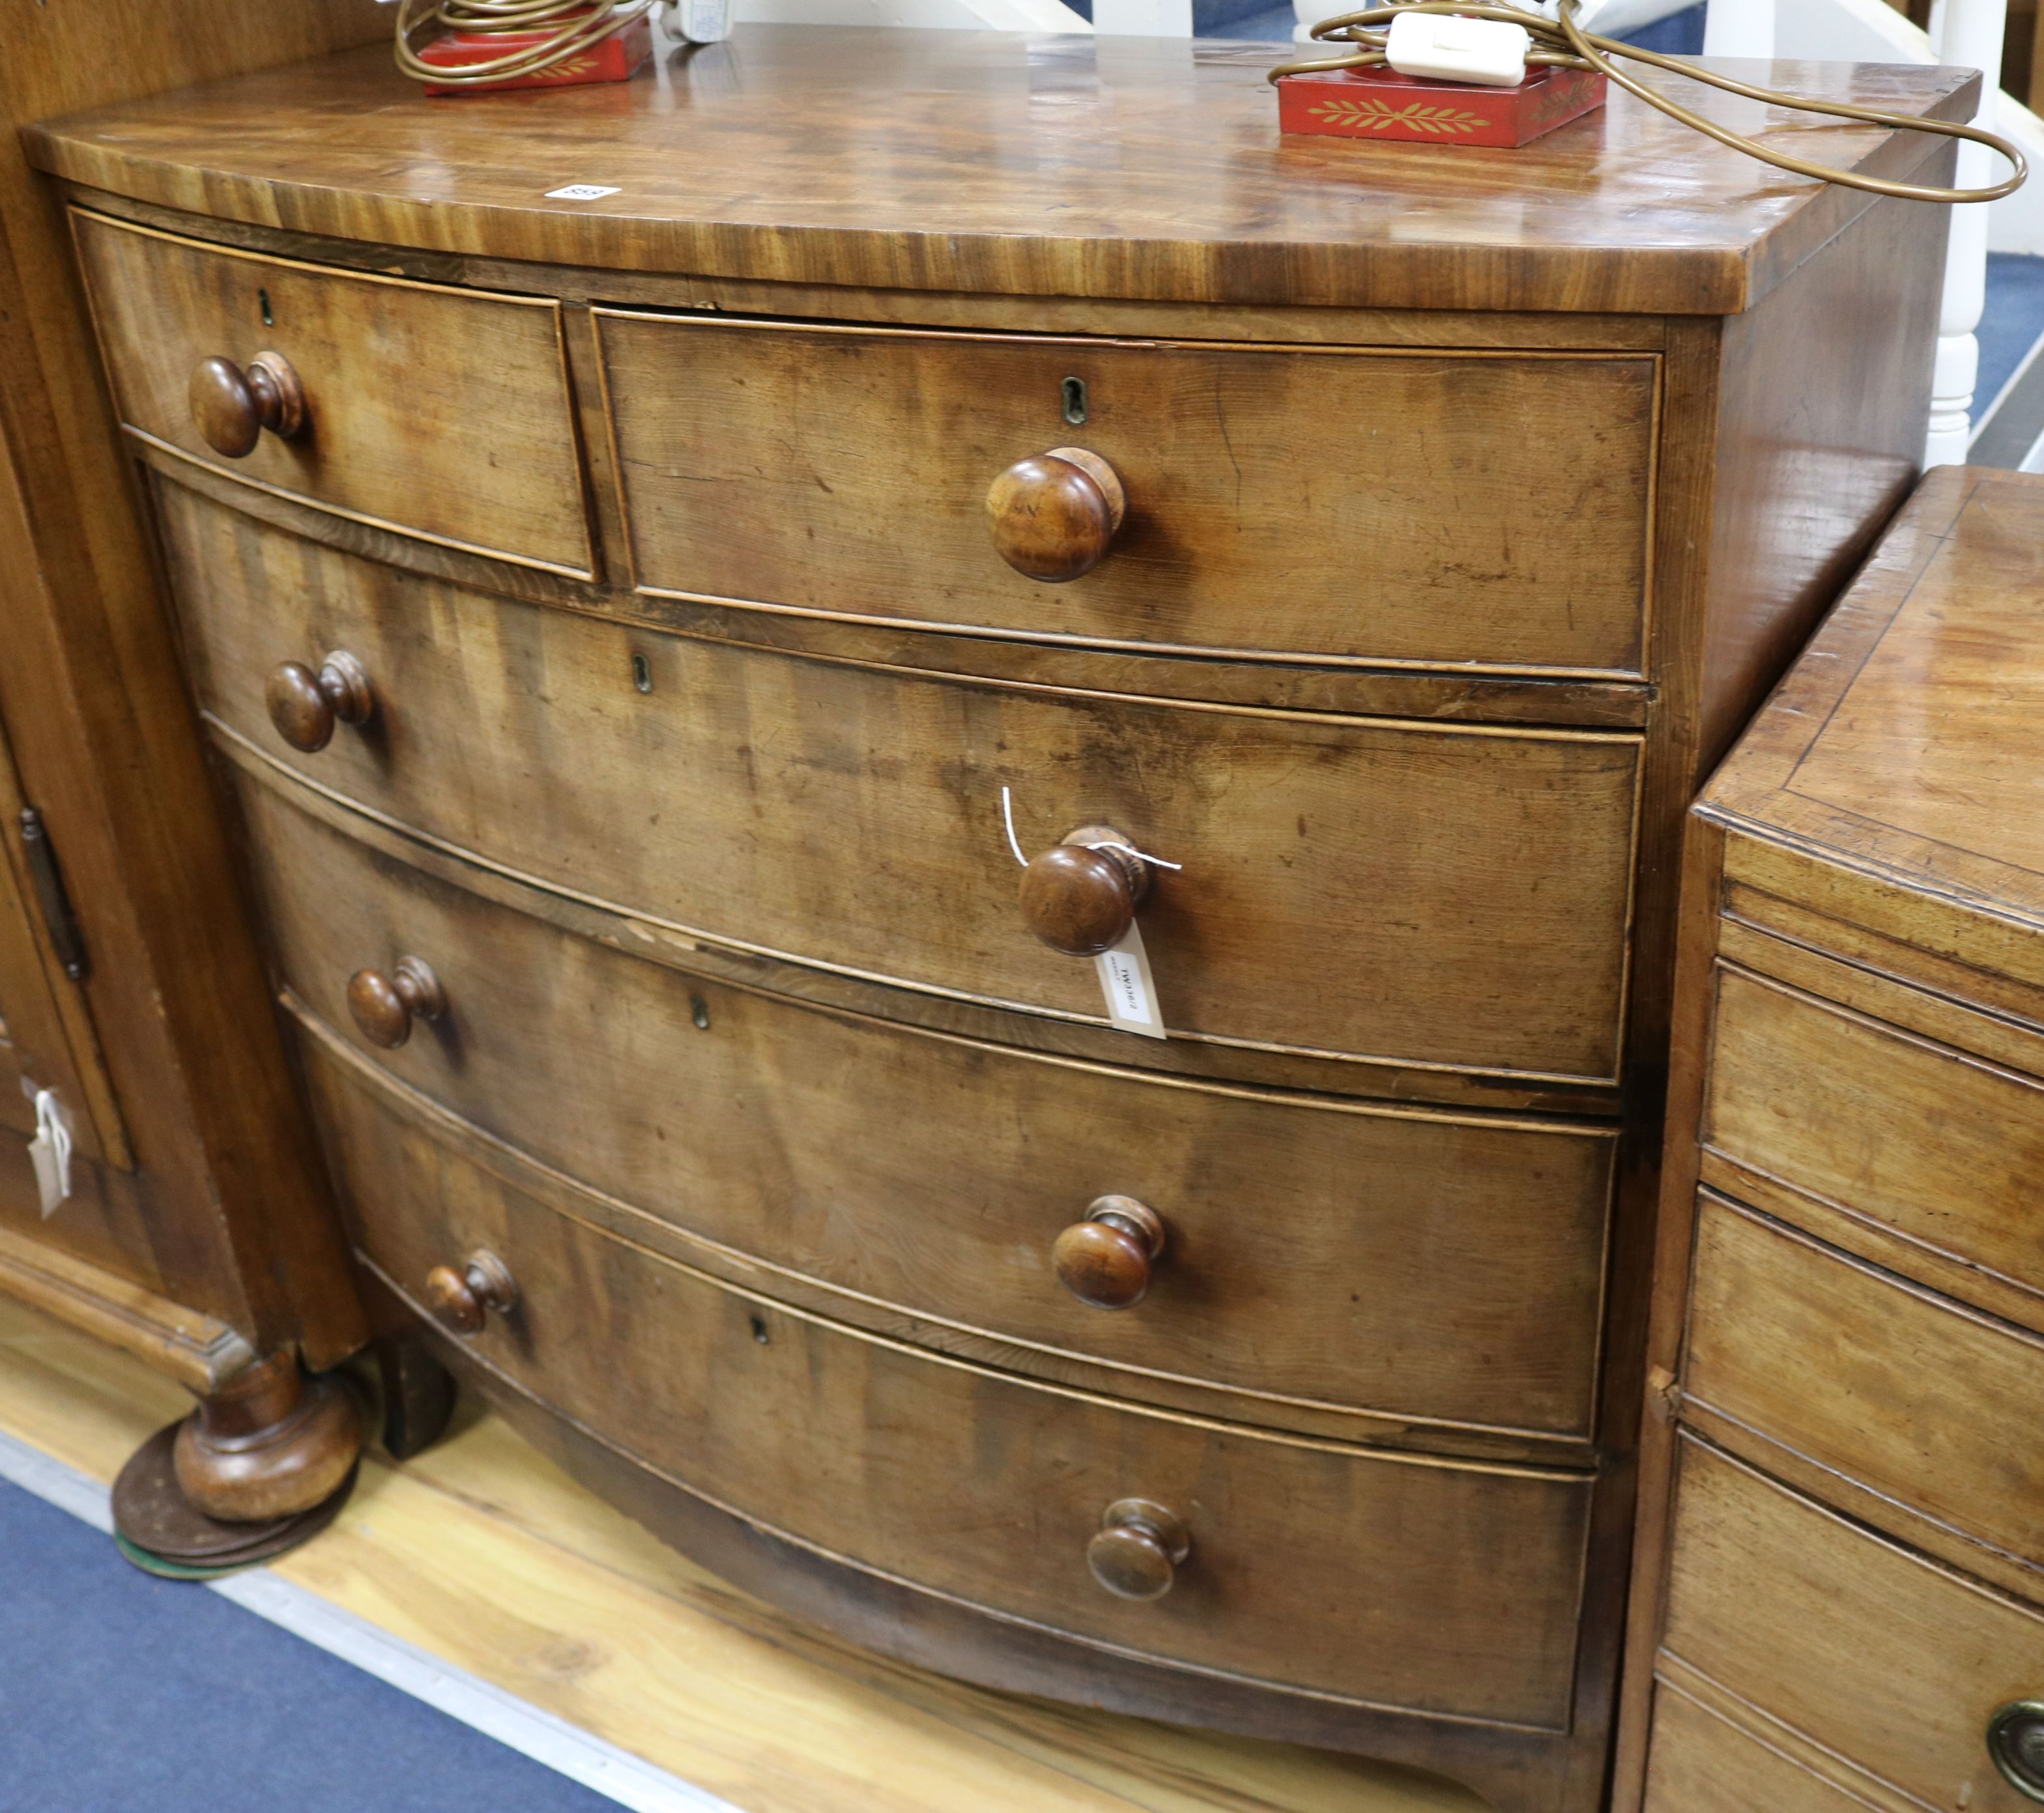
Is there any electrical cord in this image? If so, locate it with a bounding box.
[394,0,659,87]
[1269,0,2027,203]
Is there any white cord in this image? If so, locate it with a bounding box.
[999,786,1183,872]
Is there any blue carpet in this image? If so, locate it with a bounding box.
[0,1476,618,1813]
[1978,253,2044,423]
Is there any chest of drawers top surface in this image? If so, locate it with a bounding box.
[25,29,1972,315]
[1701,466,2044,997]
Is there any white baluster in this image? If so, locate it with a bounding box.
[1927,0,2005,465]
[1094,0,1192,30]
[1702,0,1776,57]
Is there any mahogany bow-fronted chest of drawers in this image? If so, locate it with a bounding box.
[27,33,1969,1810]
[1617,468,2044,1813]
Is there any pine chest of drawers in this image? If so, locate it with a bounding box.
[28,33,1970,1810]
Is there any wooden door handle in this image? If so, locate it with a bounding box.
[1086,1498,1190,1601]
[423,1249,518,1335]
[265,651,373,752]
[1053,1196,1166,1309]
[347,955,446,1049]
[986,446,1125,582]
[1018,825,1151,956]
[189,351,306,458]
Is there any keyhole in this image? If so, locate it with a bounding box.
[258,288,274,328]
[631,652,653,693]
[690,994,710,1030]
[749,1315,770,1345]
[1061,376,1087,426]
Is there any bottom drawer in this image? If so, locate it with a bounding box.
[302,1027,1594,1732]
[1643,1683,1873,1813]
[1660,1435,2044,1812]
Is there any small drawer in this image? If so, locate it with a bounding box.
[162,482,1642,1087]
[1705,963,2044,1320]
[594,311,1658,677]
[235,773,1616,1447]
[1660,1435,2044,1813]
[72,210,592,575]
[1684,1192,2044,1587]
[307,1029,1596,1731]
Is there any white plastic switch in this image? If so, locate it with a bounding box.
[1384,10,1531,86]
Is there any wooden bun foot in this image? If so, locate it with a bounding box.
[111,1420,356,1573]
[168,1349,364,1523]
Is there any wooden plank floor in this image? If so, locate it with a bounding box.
[0,1294,1486,1813]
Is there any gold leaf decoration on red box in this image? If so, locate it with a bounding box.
[1308,97,1491,133]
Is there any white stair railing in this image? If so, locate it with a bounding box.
[1929,0,2006,463]
[1706,0,2006,464]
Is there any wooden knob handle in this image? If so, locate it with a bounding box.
[189,351,306,458]
[1054,1196,1167,1309]
[1018,825,1151,957]
[347,954,446,1050]
[265,651,373,753]
[986,446,1126,582]
[1087,1498,1190,1602]
[423,1249,518,1335]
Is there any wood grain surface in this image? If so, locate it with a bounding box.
[1700,468,2044,962]
[1614,472,2044,1812]
[0,1291,1488,1813]
[72,210,594,575]
[234,767,1617,1449]
[1639,1681,1874,1813]
[1683,1192,2044,1599]
[0,708,119,1162]
[22,35,1976,315]
[158,481,1643,1085]
[0,0,382,1368]
[1658,1437,2044,1813]
[597,311,1656,674]
[306,1035,1596,1732]
[1702,962,2044,1325]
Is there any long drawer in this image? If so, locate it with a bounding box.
[1704,962,2044,1320]
[594,311,1658,677]
[1642,1683,1875,1813]
[1684,1191,2044,1588]
[72,211,593,575]
[305,1025,1596,1730]
[163,481,1643,1085]
[236,771,1615,1446]
[1658,1435,2044,1813]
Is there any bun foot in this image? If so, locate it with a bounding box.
[169,1348,363,1523]
[111,1418,356,1576]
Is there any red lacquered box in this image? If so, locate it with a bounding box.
[1276,63,1606,147]
[419,12,652,94]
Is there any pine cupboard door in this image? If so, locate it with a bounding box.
[0,709,122,1169]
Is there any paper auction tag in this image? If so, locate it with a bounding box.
[1094,922,1167,1040]
[27,1088,73,1218]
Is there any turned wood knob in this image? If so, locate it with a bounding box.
[986,446,1126,582]
[1087,1498,1191,1602]
[189,351,306,458]
[347,955,446,1050]
[265,651,373,753]
[423,1249,518,1336]
[1054,1195,1167,1309]
[1018,825,1151,957]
